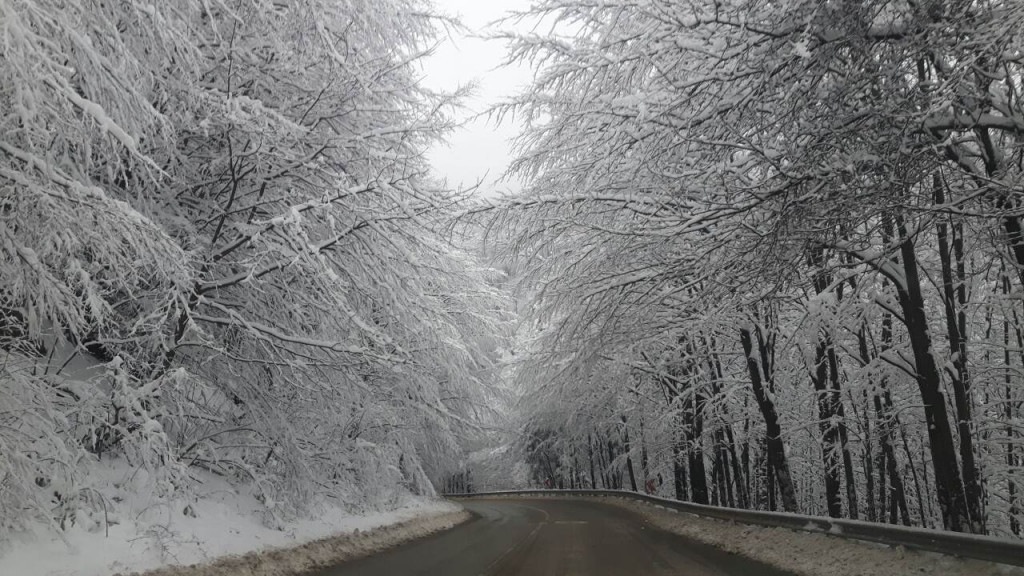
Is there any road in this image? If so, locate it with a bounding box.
[310,497,796,576]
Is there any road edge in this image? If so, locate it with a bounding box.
[455,494,1023,576]
[603,496,1021,576]
[116,506,472,576]
[452,490,1024,570]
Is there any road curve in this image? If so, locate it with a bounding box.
[310,497,797,576]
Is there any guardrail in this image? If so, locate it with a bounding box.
[447,489,1024,568]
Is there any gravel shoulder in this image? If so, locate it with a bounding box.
[604,497,1024,576]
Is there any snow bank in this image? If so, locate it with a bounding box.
[610,498,1024,576]
[0,461,467,576]
[119,506,469,576]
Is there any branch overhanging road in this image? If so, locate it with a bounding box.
[311,497,797,576]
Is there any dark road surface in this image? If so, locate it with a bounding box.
[311,497,797,576]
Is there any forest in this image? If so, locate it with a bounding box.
[478,0,1024,539]
[3,0,1024,558]
[0,0,506,543]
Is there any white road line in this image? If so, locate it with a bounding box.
[478,521,547,576]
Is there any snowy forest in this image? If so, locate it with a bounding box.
[471,0,1024,540]
[0,0,507,550]
[3,0,1024,568]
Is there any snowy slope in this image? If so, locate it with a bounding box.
[0,459,459,576]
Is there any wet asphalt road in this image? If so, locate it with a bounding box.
[311,497,796,576]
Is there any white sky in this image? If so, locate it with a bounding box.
[420,0,536,198]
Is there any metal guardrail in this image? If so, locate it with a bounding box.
[447,489,1024,568]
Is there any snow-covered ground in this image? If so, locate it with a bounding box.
[612,498,1024,576]
[0,460,464,576]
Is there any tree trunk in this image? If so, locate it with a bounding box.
[640,416,650,488]
[742,406,752,507]
[877,429,887,522]
[1004,275,1022,535]
[710,454,721,506]
[688,439,710,504]
[740,325,798,512]
[673,433,689,501]
[833,374,860,519]
[811,338,843,517]
[708,347,749,508]
[934,176,985,533]
[891,214,973,532]
[726,425,749,508]
[808,251,858,519]
[588,434,597,489]
[765,438,777,511]
[718,428,736,507]
[875,393,911,526]
[607,439,621,489]
[860,388,877,523]
[622,416,638,492]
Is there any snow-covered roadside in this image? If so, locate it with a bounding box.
[607,497,1024,576]
[0,462,468,576]
[119,506,469,576]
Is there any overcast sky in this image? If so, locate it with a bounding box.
[420,0,535,198]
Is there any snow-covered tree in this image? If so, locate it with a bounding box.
[1,0,502,537]
[481,0,1024,536]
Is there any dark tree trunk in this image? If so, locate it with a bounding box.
[833,377,860,519]
[622,416,638,492]
[874,393,912,526]
[594,433,607,488]
[889,482,899,524]
[707,346,749,508]
[934,176,985,533]
[639,416,649,488]
[851,319,879,520]
[808,251,858,518]
[898,408,930,527]
[861,389,877,523]
[878,302,922,527]
[765,439,777,512]
[717,429,736,507]
[811,339,843,518]
[588,434,597,489]
[890,214,973,532]
[1004,275,1022,535]
[687,373,710,504]
[607,440,621,490]
[742,405,752,507]
[740,325,798,512]
[710,455,721,506]
[877,432,887,523]
[725,426,749,508]
[689,442,709,505]
[673,435,688,501]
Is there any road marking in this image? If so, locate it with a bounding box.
[516,503,552,522]
[479,521,546,576]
